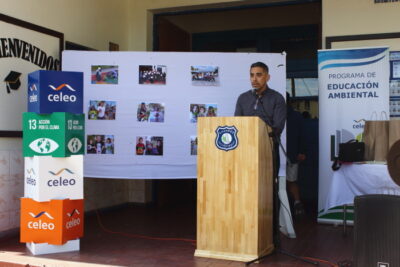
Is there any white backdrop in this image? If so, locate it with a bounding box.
[62,51,286,179]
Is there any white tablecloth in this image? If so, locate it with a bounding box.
[324,163,400,212]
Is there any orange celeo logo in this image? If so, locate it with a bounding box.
[48,84,76,91]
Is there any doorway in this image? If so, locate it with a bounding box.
[153,0,321,210]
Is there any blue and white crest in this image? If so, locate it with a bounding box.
[215,126,239,151]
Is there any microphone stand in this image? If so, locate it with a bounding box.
[245,94,318,266]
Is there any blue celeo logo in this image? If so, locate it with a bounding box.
[215,126,239,151]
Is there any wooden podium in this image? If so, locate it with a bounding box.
[195,116,274,262]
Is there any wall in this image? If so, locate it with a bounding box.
[0,151,23,237]
[127,0,244,51]
[322,0,400,50]
[0,0,130,51]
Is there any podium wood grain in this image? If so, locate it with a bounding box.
[195,116,274,262]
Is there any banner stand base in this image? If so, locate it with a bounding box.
[26,239,80,255]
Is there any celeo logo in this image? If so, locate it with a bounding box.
[66,209,81,229]
[28,84,38,103]
[215,126,239,151]
[48,83,77,102]
[29,84,38,91]
[29,138,59,154]
[28,211,55,230]
[26,168,37,186]
[68,137,82,153]
[48,168,76,187]
[353,119,366,129]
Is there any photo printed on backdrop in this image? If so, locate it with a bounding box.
[136,136,163,156]
[190,104,217,123]
[91,65,118,84]
[191,65,219,86]
[138,65,166,85]
[88,100,116,120]
[190,136,197,156]
[136,102,165,122]
[87,135,115,154]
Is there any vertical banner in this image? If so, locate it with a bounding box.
[317,47,389,222]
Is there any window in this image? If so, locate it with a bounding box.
[286,78,318,97]
[286,78,293,96]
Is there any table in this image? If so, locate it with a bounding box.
[324,163,400,213]
[324,163,400,235]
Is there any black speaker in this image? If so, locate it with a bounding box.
[354,194,400,267]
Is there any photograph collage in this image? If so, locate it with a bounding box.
[88,65,219,156]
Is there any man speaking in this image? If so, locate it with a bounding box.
[234,61,287,245]
[234,61,286,138]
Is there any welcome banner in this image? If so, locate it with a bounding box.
[317,47,389,222]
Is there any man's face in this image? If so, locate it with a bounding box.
[250,66,270,90]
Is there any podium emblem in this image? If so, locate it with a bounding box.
[215,126,238,151]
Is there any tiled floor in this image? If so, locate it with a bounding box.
[0,203,352,266]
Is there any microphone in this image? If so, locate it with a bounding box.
[254,97,259,110]
[253,88,261,110]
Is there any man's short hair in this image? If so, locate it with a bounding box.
[250,62,269,73]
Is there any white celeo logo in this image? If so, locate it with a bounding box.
[27,211,55,230]
[29,94,38,103]
[48,84,77,102]
[29,84,38,103]
[66,217,81,229]
[29,138,59,154]
[68,138,82,153]
[29,84,38,91]
[66,209,81,229]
